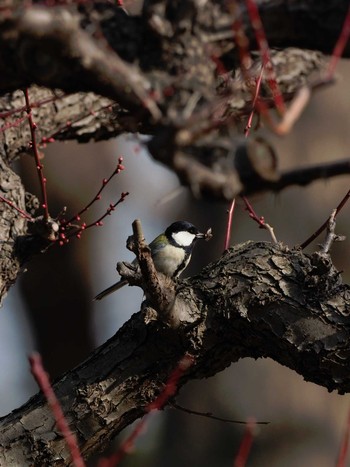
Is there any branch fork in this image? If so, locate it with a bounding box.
[320,209,346,254]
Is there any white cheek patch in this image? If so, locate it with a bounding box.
[172,231,196,247]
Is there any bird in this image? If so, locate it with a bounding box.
[94,220,210,300]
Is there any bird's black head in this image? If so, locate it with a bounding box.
[165,221,205,248]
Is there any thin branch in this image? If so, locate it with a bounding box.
[224,198,236,251]
[244,64,265,137]
[130,218,176,316]
[99,354,194,467]
[326,3,350,79]
[29,352,85,467]
[0,194,34,220]
[320,209,345,254]
[336,408,350,467]
[244,0,285,114]
[24,88,50,221]
[301,188,350,249]
[0,114,28,134]
[241,196,277,243]
[233,419,257,467]
[247,159,350,195]
[0,92,64,119]
[170,403,269,425]
[62,157,125,227]
[64,191,129,242]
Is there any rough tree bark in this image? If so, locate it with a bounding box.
[1,242,350,465]
[0,0,350,465]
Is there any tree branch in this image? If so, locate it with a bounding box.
[1,241,350,464]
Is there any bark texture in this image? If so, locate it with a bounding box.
[1,242,350,465]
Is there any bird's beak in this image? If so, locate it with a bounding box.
[196,228,213,241]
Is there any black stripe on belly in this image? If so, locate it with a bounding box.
[173,253,191,278]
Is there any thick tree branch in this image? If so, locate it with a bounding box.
[0,1,348,99]
[0,158,27,303]
[1,241,350,465]
[0,6,160,119]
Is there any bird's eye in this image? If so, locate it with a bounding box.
[189,227,196,234]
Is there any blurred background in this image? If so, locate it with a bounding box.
[1,34,350,467]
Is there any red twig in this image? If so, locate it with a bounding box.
[99,354,194,467]
[24,88,50,221]
[0,114,28,135]
[64,191,129,243]
[29,352,85,467]
[242,196,265,228]
[0,93,64,120]
[242,195,277,243]
[301,189,350,249]
[79,192,129,230]
[224,198,236,251]
[326,4,350,80]
[233,418,256,467]
[62,157,125,227]
[336,408,350,467]
[244,0,285,114]
[39,102,115,146]
[230,1,252,75]
[244,63,265,137]
[0,194,34,220]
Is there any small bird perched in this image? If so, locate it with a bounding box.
[94,220,211,300]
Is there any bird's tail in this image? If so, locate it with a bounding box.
[93,279,128,301]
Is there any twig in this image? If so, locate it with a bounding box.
[274,160,350,194]
[64,192,129,242]
[320,209,345,254]
[62,157,125,227]
[29,352,85,467]
[224,198,236,251]
[130,219,176,314]
[241,196,277,243]
[39,101,116,146]
[301,188,350,249]
[170,402,269,425]
[98,354,194,467]
[244,0,285,114]
[229,1,252,74]
[244,64,265,137]
[233,418,257,467]
[0,114,28,134]
[272,86,311,135]
[24,88,49,221]
[326,3,350,80]
[336,407,350,467]
[0,92,65,120]
[131,218,158,291]
[0,194,34,220]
